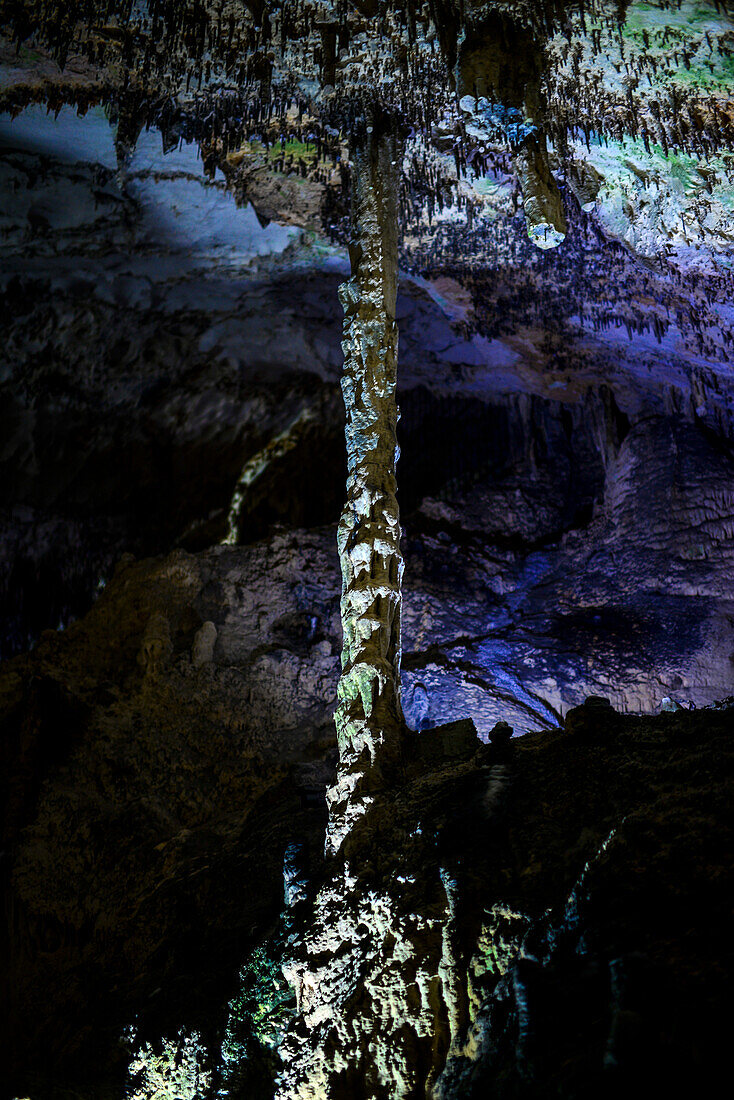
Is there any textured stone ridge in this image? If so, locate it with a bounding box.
[329,119,405,853]
[274,700,733,1099]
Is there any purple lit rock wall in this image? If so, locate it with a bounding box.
[1,104,732,728]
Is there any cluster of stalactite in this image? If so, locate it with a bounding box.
[108,83,350,163]
[544,7,734,161]
[0,1,454,237]
[0,81,114,117]
[5,1,734,166]
[4,5,734,360]
[0,1,455,134]
[547,67,734,162]
[2,0,266,84]
[402,197,734,364]
[6,2,734,251]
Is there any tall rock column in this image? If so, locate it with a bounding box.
[326,115,405,854]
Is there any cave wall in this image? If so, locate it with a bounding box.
[2,104,733,721]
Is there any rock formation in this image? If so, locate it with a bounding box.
[329,113,405,853]
[1,557,731,1096]
[192,619,217,667]
[1,2,734,1099]
[139,610,173,677]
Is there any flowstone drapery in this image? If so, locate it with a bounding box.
[326,115,405,855]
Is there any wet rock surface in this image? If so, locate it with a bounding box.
[2,334,733,723]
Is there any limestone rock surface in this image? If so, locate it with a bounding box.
[1,542,732,1098]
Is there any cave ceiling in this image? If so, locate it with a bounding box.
[1,1,734,725]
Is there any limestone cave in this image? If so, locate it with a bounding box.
[1,2,733,1098]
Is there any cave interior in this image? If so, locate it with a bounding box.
[1,2,733,1099]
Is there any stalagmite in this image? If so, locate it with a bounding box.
[192,620,217,668]
[138,612,172,678]
[326,111,405,856]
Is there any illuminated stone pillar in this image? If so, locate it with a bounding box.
[326,115,404,854]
